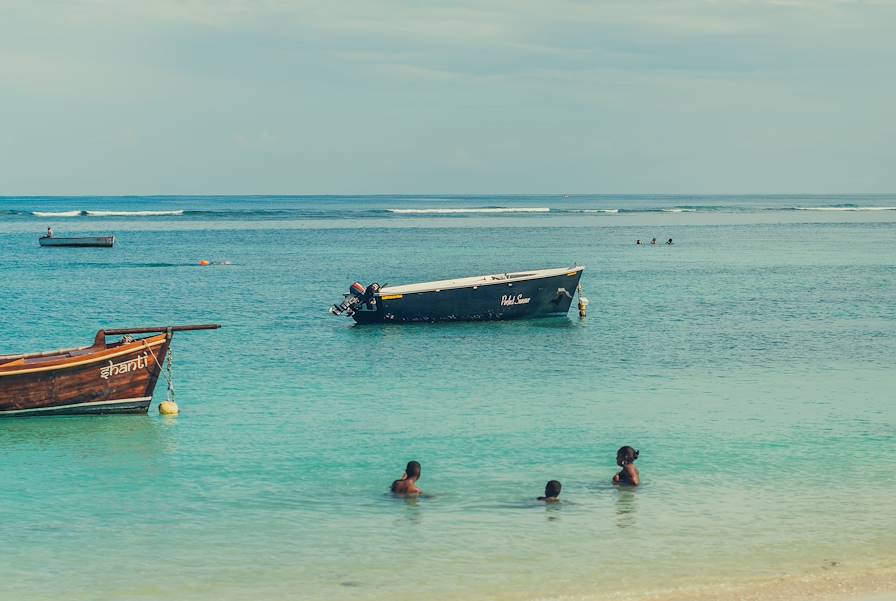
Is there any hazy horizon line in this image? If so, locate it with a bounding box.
[2,192,894,199]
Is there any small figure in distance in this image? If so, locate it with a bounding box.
[537,480,562,503]
[612,446,640,486]
[650,238,657,245]
[666,238,673,245]
[636,239,642,245]
[391,460,423,495]
[47,226,53,238]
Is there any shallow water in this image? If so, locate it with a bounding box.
[1,195,895,600]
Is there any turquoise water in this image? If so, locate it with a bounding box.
[1,195,895,600]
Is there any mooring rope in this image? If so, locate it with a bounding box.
[140,332,174,402]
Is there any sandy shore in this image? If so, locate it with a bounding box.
[556,563,896,601]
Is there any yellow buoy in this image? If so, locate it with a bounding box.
[578,296,589,318]
[159,400,179,415]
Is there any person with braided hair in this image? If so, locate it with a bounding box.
[612,446,640,486]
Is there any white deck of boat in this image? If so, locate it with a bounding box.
[379,266,583,295]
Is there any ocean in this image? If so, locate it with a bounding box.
[1,195,894,601]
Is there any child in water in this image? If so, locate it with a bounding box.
[537,480,562,502]
[391,460,423,495]
[612,446,640,486]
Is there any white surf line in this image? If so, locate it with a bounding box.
[795,206,896,211]
[387,207,550,214]
[84,210,185,216]
[32,211,83,217]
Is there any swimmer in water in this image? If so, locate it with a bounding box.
[636,239,642,245]
[537,480,562,502]
[612,446,640,486]
[666,238,673,245]
[650,238,657,245]
[391,460,423,495]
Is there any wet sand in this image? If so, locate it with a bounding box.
[602,565,896,601]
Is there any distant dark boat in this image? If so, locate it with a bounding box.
[0,325,220,417]
[39,236,115,247]
[331,266,584,324]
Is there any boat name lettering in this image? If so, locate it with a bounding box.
[100,353,150,379]
[500,294,531,306]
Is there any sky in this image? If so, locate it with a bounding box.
[0,0,894,195]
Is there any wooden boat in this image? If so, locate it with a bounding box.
[39,236,115,247]
[331,266,585,324]
[0,325,220,417]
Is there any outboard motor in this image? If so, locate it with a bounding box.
[350,281,367,297]
[330,282,379,316]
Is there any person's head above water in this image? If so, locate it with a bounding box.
[616,446,640,466]
[613,446,641,486]
[543,480,562,499]
[391,460,423,495]
[404,460,421,480]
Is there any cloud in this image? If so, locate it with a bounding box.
[233,130,279,148]
[1,0,894,193]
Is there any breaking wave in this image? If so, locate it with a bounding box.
[30,210,185,217]
[791,206,896,212]
[387,207,550,214]
[85,210,185,217]
[32,211,83,217]
[3,202,895,221]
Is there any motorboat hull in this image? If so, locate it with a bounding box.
[350,267,584,324]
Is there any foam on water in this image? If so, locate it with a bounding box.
[84,210,185,216]
[31,210,83,217]
[7,196,896,222]
[793,206,896,211]
[387,207,551,214]
[30,209,186,217]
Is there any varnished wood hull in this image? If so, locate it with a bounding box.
[0,334,169,417]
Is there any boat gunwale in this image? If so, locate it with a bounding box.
[377,266,583,296]
[38,236,115,241]
[38,236,115,247]
[0,334,167,376]
[0,344,93,362]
